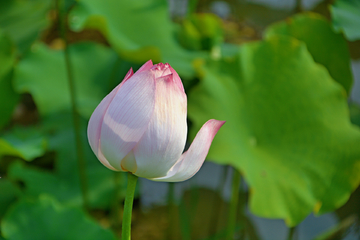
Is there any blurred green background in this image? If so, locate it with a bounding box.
[0,0,360,239]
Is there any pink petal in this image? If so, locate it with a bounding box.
[119,68,134,88]
[97,144,119,171]
[88,67,134,171]
[132,73,188,179]
[169,65,185,92]
[88,84,120,169]
[151,119,225,182]
[100,71,156,171]
[135,59,153,74]
[88,68,133,149]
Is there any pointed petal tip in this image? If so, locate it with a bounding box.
[208,119,226,128]
[120,68,134,87]
[125,67,134,79]
[168,64,184,92]
[136,60,154,73]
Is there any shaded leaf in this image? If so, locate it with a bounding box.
[1,195,116,240]
[0,0,52,53]
[69,0,205,78]
[177,13,223,51]
[349,103,360,127]
[1,126,47,161]
[330,0,360,41]
[265,12,353,94]
[14,42,120,118]
[0,179,21,219]
[0,30,19,129]
[8,113,126,209]
[188,35,360,226]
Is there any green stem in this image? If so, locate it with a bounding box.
[226,168,241,240]
[57,0,89,209]
[122,173,138,240]
[167,182,175,240]
[111,172,124,231]
[295,0,302,13]
[287,226,296,240]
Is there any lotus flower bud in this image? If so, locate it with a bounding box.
[87,60,225,182]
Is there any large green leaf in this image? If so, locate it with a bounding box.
[69,0,204,78]
[0,30,19,129]
[188,35,360,226]
[1,195,116,240]
[330,0,360,41]
[14,42,120,118]
[0,0,52,54]
[265,12,353,94]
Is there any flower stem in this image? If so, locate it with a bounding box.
[122,172,138,240]
[226,168,241,240]
[111,172,124,231]
[57,0,89,209]
[287,226,296,240]
[167,182,176,240]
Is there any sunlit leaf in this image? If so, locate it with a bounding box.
[1,126,47,161]
[69,0,205,78]
[265,12,353,94]
[0,139,22,159]
[330,0,360,41]
[14,42,121,118]
[0,30,19,129]
[0,0,52,53]
[1,195,116,240]
[188,35,360,226]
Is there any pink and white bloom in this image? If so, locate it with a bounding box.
[87,60,225,182]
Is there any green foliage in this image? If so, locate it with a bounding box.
[0,179,20,219]
[177,13,223,51]
[69,0,204,78]
[350,103,360,127]
[265,12,353,95]
[0,30,19,129]
[14,42,120,118]
[0,0,359,235]
[7,113,126,209]
[1,195,116,240]
[188,35,360,226]
[1,126,47,161]
[0,139,23,159]
[0,0,52,54]
[331,0,360,41]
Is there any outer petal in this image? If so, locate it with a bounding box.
[132,73,188,179]
[87,67,134,171]
[151,119,225,182]
[169,65,185,92]
[100,71,156,171]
